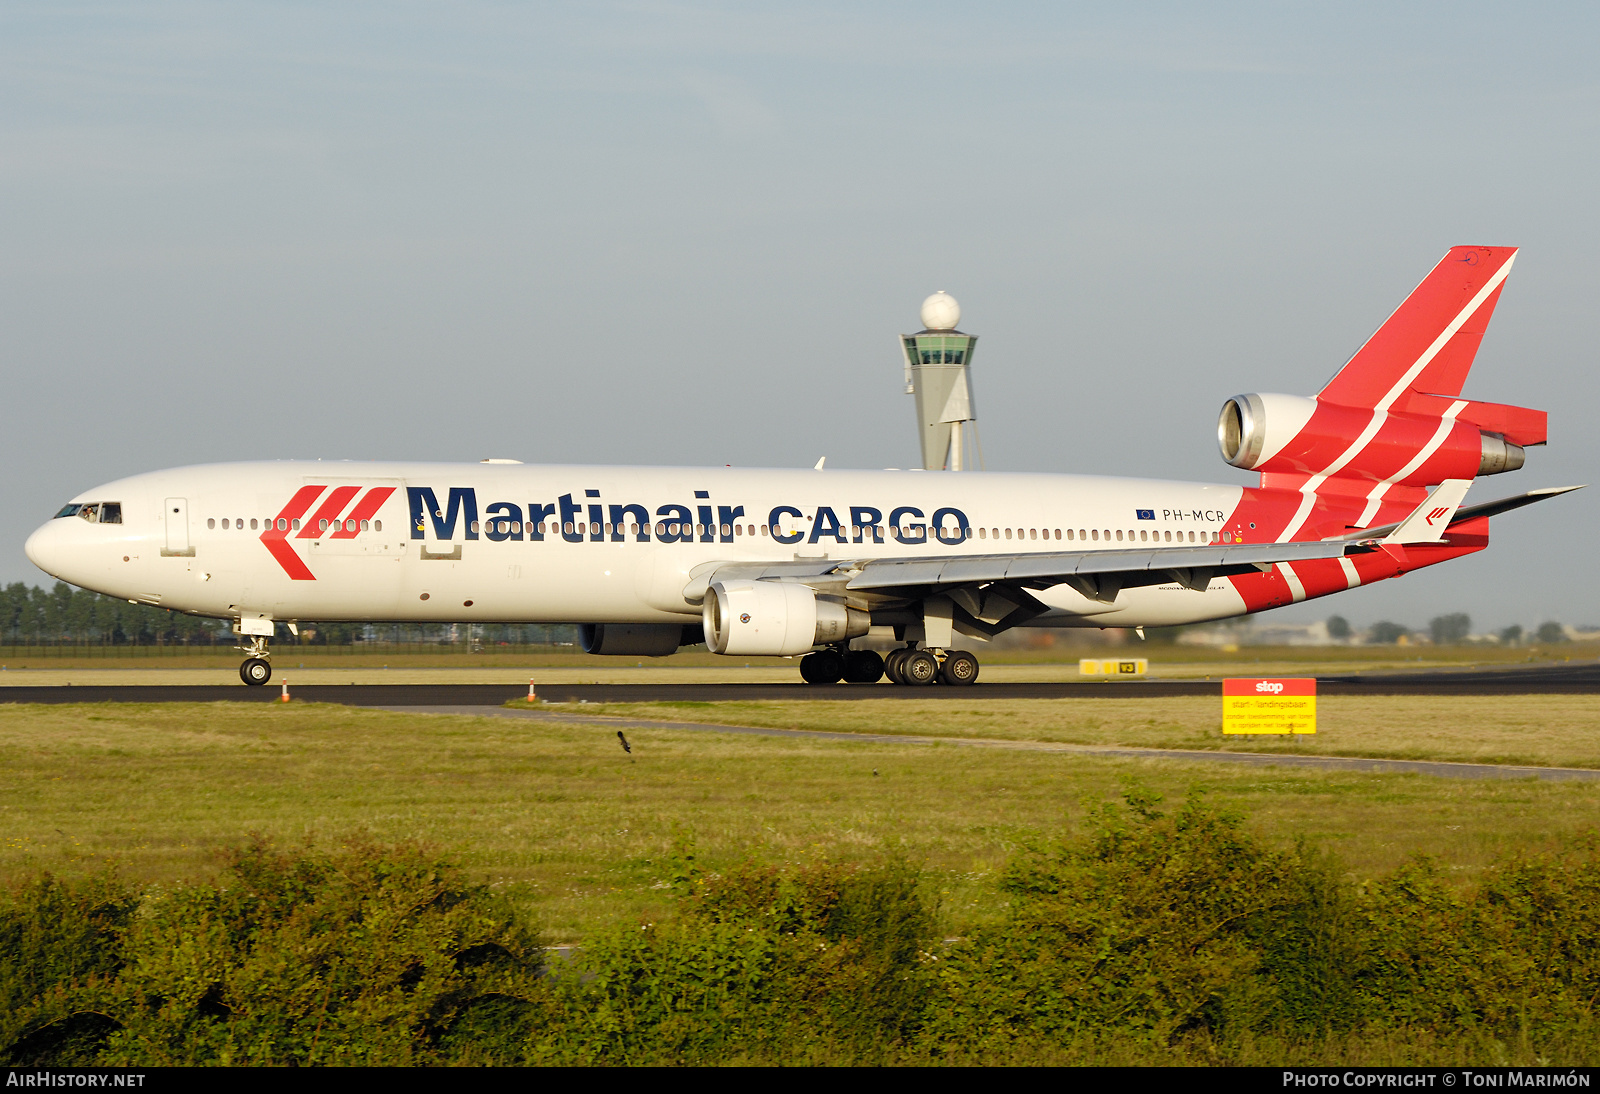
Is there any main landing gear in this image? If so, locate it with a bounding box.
[238,636,272,686]
[884,646,979,686]
[798,646,884,684]
[798,645,979,686]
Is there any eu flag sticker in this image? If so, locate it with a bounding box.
[1136,509,1155,520]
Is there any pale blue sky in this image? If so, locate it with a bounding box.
[3,3,1596,630]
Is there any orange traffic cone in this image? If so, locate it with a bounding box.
[280,680,290,703]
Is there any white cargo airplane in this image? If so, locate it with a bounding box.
[26,247,1579,686]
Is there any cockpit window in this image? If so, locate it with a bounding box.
[52,502,121,523]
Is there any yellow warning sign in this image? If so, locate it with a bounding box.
[1079,658,1149,677]
[1222,678,1316,734]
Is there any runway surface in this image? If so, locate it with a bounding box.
[2,662,1598,705]
[385,705,1600,784]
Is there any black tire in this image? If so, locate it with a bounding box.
[883,648,909,685]
[799,649,845,684]
[843,649,885,684]
[940,650,980,686]
[240,658,272,686]
[902,649,939,685]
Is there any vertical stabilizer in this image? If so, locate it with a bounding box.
[1319,246,1516,408]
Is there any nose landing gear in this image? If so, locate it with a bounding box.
[237,635,272,686]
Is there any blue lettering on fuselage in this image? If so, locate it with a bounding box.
[409,487,480,540]
[405,488,979,549]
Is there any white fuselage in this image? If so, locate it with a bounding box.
[25,461,1257,631]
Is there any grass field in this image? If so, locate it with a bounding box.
[537,694,1600,769]
[2,699,1598,943]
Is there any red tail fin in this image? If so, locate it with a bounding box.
[1319,246,1516,408]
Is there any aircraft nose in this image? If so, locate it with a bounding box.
[24,519,68,580]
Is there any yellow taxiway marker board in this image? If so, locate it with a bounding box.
[1079,658,1149,677]
[1223,678,1317,734]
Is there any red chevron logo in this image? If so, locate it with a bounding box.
[259,485,396,580]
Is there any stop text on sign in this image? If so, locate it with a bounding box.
[1222,678,1316,735]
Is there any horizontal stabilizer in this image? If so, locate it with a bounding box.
[1451,484,1585,524]
[1335,484,1584,543]
[1383,479,1472,544]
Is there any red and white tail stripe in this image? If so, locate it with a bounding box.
[1275,246,1524,542]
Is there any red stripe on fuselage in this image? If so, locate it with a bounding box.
[296,486,361,539]
[329,486,395,539]
[259,485,326,581]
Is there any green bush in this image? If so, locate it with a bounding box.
[0,871,135,1065]
[918,791,1339,1050]
[2,839,547,1066]
[3,805,1599,1066]
[535,858,936,1064]
[1356,844,1600,1037]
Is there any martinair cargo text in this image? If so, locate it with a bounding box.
[25,247,1581,686]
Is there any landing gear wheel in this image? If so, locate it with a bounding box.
[799,649,845,684]
[902,649,939,686]
[241,658,272,686]
[940,650,979,686]
[883,648,910,684]
[843,649,885,684]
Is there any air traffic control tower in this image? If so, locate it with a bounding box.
[901,291,980,471]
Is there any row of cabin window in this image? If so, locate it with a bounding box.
[208,517,383,532]
[975,527,1221,544]
[466,521,1231,544]
[470,521,938,538]
[203,516,1229,545]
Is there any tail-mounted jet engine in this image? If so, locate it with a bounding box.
[1218,393,1529,484]
[579,623,704,656]
[702,579,869,656]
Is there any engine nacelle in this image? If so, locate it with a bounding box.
[1217,393,1320,470]
[579,623,703,656]
[702,579,869,656]
[1219,393,1525,484]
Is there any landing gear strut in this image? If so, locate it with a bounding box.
[237,635,272,686]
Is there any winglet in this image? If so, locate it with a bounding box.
[1383,479,1473,544]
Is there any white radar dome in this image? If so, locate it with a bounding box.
[920,291,961,331]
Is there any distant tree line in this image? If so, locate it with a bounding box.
[1327,612,1571,647]
[1,582,226,646]
[0,582,575,647]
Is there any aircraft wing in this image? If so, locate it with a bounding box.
[683,538,1353,609]
[839,539,1352,599]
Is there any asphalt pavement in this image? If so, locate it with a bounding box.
[2,661,1598,705]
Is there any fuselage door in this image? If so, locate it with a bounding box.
[163,497,194,557]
